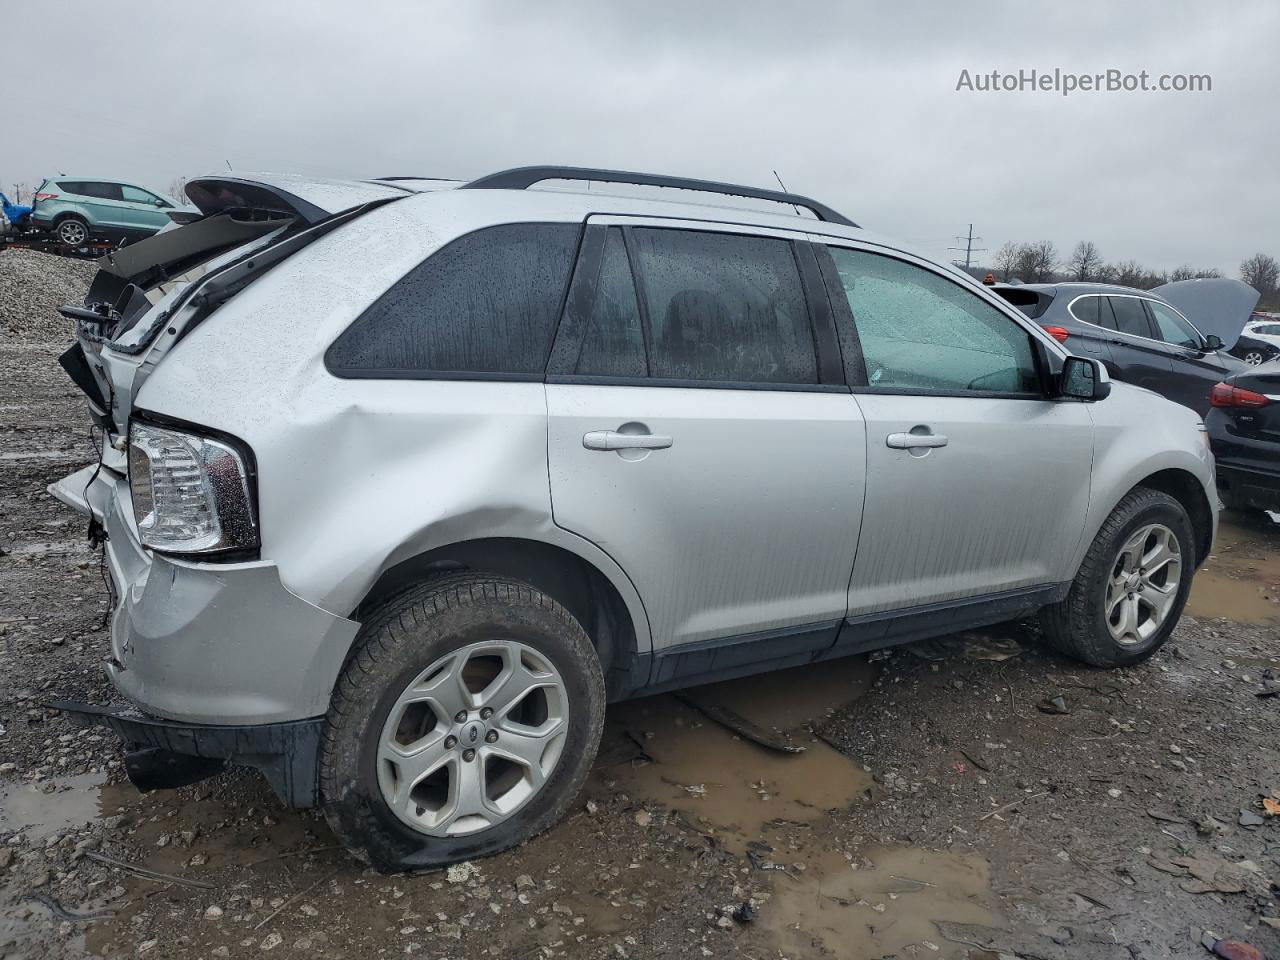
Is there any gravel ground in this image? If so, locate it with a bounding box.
[1,249,1277,959]
[0,249,97,342]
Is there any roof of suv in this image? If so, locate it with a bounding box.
[51,176,153,185]
[178,166,991,291]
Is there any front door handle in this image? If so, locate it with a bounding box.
[886,432,949,450]
[583,430,673,451]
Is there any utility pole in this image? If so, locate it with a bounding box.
[949,224,986,270]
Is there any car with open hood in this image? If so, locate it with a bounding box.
[992,278,1256,416]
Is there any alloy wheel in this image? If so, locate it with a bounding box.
[1243,351,1265,365]
[58,220,87,245]
[1104,523,1182,646]
[376,640,568,837]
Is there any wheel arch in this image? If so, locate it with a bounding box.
[350,536,650,701]
[1131,468,1214,568]
[51,209,89,226]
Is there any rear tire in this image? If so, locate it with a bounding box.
[320,573,605,871]
[1040,488,1194,667]
[55,216,89,246]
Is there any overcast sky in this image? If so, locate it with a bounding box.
[7,0,1277,274]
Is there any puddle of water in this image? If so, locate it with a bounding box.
[1188,515,1280,623]
[765,845,995,958]
[601,694,872,847]
[0,772,106,839]
[594,655,998,956]
[596,657,876,850]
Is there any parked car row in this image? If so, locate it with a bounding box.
[49,167,1217,869]
[1207,363,1280,517]
[1232,318,1280,366]
[19,176,194,246]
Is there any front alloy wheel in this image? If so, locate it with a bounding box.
[1243,350,1267,365]
[1040,487,1195,667]
[1103,523,1182,645]
[377,640,568,837]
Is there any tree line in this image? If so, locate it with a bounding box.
[989,240,1280,307]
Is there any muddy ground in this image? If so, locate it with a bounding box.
[1,249,1278,959]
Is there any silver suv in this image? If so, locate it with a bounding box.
[51,167,1216,870]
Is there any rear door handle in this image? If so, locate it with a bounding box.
[583,430,673,451]
[886,432,949,449]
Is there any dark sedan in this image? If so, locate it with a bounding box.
[1206,362,1280,516]
[993,281,1249,416]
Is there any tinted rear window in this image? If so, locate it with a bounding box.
[992,287,1051,319]
[1069,295,1102,325]
[629,228,817,384]
[1108,297,1153,338]
[328,223,580,377]
[575,228,647,377]
[61,181,122,201]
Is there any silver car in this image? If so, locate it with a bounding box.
[50,167,1217,870]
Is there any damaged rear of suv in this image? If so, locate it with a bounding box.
[50,167,1217,871]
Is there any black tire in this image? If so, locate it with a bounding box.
[1039,488,1195,667]
[319,573,605,871]
[55,216,90,246]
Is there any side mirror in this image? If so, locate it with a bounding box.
[1204,334,1223,351]
[1059,356,1111,402]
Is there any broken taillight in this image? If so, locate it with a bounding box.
[1209,382,1271,408]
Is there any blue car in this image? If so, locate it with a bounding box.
[1,192,33,234]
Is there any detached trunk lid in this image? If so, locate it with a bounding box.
[61,173,416,437]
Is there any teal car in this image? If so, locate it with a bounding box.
[31,177,196,246]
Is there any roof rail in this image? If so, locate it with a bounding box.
[459,165,858,228]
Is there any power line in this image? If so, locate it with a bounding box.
[948,224,986,270]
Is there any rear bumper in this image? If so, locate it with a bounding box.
[48,464,360,726]
[1207,428,1280,511]
[49,700,322,807]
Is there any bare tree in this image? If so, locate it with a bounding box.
[1168,265,1223,282]
[992,242,1020,281]
[1068,241,1102,281]
[168,177,188,202]
[1016,240,1057,283]
[1110,260,1147,288]
[1240,253,1279,297]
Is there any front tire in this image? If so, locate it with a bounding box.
[320,573,605,871]
[1040,488,1195,667]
